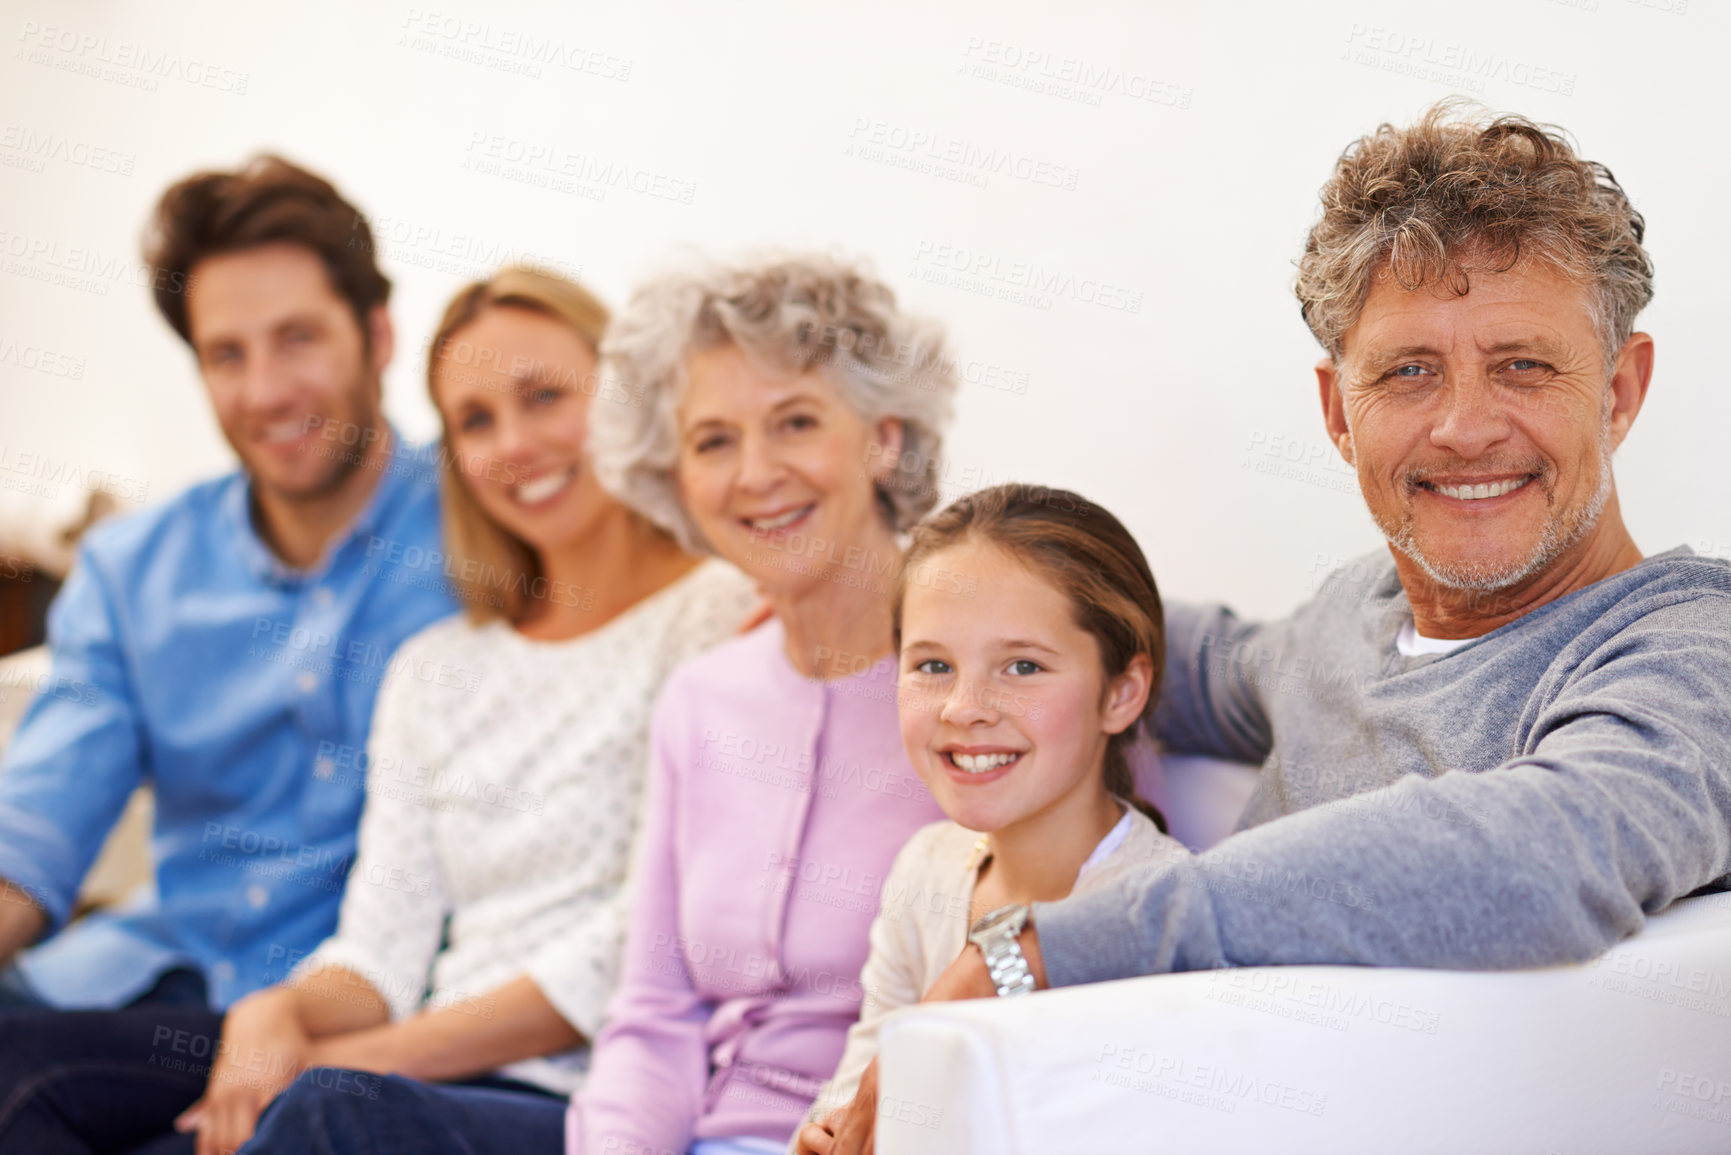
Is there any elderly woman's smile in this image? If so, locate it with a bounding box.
[742,504,815,534]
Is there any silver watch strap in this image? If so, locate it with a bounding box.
[978,925,1035,998]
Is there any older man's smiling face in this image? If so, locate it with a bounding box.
[1319,259,1642,593]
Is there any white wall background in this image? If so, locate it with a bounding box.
[2,0,1725,619]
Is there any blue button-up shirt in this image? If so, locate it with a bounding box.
[0,435,457,1009]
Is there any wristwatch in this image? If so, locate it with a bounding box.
[967,904,1035,998]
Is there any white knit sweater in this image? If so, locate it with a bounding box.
[295,557,758,1093]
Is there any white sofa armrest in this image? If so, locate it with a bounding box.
[878,893,1731,1154]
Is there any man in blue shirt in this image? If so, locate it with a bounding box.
[0,155,456,1018]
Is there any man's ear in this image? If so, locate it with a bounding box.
[1605,332,1654,452]
[1100,653,1154,736]
[870,417,905,482]
[1317,356,1353,465]
[366,304,395,382]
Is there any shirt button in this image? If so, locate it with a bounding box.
[297,671,318,693]
[246,885,269,909]
[313,756,336,780]
[211,960,237,983]
[313,587,334,608]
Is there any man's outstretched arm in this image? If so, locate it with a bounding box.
[1038,606,1731,986]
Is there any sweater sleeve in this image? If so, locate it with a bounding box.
[567,683,712,1155]
[791,830,939,1146]
[1037,597,1731,984]
[520,880,627,1043]
[292,646,449,1020]
[526,565,755,1046]
[1151,602,1277,763]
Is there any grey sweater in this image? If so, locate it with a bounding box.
[1036,546,1731,986]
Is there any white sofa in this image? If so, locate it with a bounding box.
[876,756,1731,1154]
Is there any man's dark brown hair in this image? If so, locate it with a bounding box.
[142,154,391,346]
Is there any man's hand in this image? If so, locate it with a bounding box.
[925,921,1047,1002]
[176,989,313,1155]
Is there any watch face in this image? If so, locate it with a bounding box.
[970,903,1027,938]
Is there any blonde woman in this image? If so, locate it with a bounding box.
[194,268,757,1155]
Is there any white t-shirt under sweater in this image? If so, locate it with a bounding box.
[1395,620,1474,657]
[294,557,758,1093]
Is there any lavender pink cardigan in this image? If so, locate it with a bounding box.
[565,619,945,1152]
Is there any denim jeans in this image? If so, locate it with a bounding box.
[0,988,220,1154]
[240,1069,566,1155]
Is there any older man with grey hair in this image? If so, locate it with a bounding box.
[816,99,1731,1154]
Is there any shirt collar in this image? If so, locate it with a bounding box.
[223,424,420,588]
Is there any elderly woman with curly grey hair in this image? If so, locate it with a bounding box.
[553,253,957,1155]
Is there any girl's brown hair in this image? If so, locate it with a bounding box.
[891,483,1167,831]
[428,266,665,624]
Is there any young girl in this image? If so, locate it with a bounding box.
[795,483,1188,1152]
